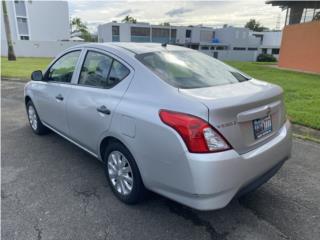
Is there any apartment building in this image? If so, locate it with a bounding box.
[98,22,281,61]
[1,0,70,41]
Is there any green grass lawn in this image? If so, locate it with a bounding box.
[1,57,320,129]
[1,57,52,79]
[227,61,320,130]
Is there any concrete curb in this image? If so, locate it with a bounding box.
[292,124,320,143]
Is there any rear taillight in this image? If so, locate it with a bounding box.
[159,110,231,153]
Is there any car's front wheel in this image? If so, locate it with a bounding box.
[26,101,49,135]
[104,141,146,204]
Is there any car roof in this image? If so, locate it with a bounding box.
[74,42,191,55]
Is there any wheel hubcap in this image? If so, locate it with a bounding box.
[107,151,133,195]
[28,105,38,130]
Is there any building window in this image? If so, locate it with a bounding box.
[131,27,150,36]
[262,48,268,54]
[233,47,246,51]
[14,0,27,17]
[272,48,280,55]
[152,28,169,43]
[210,46,215,50]
[131,27,150,42]
[171,29,177,38]
[248,48,258,51]
[112,26,119,36]
[186,29,191,38]
[112,26,120,42]
[170,29,177,43]
[201,46,209,50]
[20,35,29,40]
[17,17,29,35]
[216,46,226,50]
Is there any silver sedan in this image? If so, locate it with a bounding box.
[25,43,292,210]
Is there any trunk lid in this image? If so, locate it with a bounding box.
[179,79,286,154]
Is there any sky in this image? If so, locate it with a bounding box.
[68,0,286,33]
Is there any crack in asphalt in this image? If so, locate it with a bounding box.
[34,224,43,240]
[166,200,228,240]
[73,187,100,215]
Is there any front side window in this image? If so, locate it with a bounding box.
[79,51,130,88]
[137,50,251,89]
[79,51,113,88]
[47,51,81,83]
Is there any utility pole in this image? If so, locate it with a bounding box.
[2,1,16,60]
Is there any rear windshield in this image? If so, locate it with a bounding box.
[136,50,251,89]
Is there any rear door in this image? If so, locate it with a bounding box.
[66,49,134,153]
[35,50,82,135]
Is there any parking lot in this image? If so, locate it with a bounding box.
[2,80,320,240]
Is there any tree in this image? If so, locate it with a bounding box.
[71,17,95,42]
[121,15,137,23]
[160,22,170,26]
[2,1,16,61]
[313,12,320,21]
[245,19,268,32]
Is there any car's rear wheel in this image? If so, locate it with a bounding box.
[26,101,49,135]
[104,141,146,204]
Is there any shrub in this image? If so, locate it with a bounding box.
[256,53,277,62]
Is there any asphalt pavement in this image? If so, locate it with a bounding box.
[2,80,320,240]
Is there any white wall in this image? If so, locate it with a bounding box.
[1,40,85,57]
[261,31,282,48]
[1,1,69,42]
[26,1,70,41]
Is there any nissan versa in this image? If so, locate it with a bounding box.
[24,43,292,210]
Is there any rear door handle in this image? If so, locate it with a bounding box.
[97,105,111,115]
[55,94,64,101]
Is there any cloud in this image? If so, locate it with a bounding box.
[165,7,193,17]
[69,1,285,33]
[116,9,133,17]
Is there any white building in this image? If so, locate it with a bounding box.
[252,31,282,59]
[98,22,281,61]
[1,0,70,42]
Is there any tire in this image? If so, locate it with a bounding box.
[104,141,146,204]
[26,101,49,135]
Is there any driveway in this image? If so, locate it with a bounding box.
[2,80,320,240]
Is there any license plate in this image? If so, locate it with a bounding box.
[252,115,272,139]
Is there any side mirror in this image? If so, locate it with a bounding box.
[31,70,43,81]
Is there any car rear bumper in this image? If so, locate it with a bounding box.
[160,120,292,211]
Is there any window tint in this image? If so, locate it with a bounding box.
[79,51,113,88]
[137,50,251,89]
[47,51,80,83]
[107,60,130,88]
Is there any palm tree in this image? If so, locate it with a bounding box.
[2,1,16,60]
[122,15,137,24]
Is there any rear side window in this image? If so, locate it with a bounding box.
[79,51,113,88]
[79,51,130,88]
[47,51,80,83]
[136,50,251,89]
[108,60,130,87]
